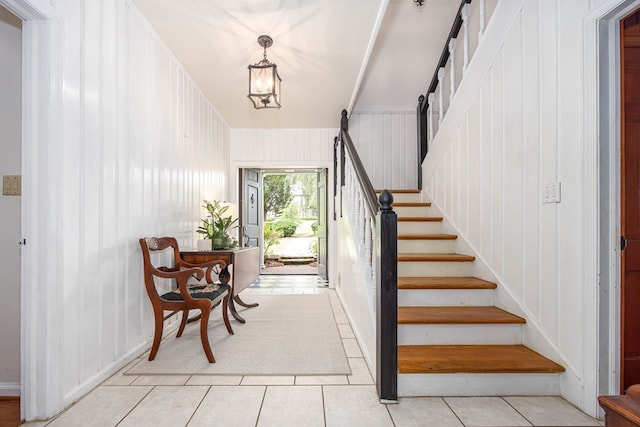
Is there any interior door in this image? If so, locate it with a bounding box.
[242,169,262,251]
[622,10,640,391]
[317,169,328,279]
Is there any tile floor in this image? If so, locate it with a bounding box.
[23,276,604,427]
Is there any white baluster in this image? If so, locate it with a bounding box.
[364,210,372,280]
[448,38,457,104]
[437,67,445,124]
[428,93,435,144]
[479,0,486,37]
[462,3,470,73]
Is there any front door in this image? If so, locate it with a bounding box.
[242,169,262,251]
[317,169,328,279]
[621,9,640,391]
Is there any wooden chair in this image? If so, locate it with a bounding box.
[139,237,234,363]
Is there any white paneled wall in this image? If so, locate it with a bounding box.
[421,0,612,416]
[348,112,418,190]
[18,0,229,419]
[230,128,335,165]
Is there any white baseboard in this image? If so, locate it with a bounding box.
[0,382,20,396]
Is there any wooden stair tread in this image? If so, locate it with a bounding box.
[393,202,431,207]
[398,277,497,289]
[398,306,525,324]
[398,217,442,222]
[398,345,565,374]
[398,253,475,262]
[398,234,457,240]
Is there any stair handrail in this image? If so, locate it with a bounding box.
[417,0,496,187]
[336,109,398,402]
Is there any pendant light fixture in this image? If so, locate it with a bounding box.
[247,35,282,109]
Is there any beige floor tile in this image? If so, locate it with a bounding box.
[186,375,243,385]
[504,396,602,426]
[240,375,295,385]
[333,310,349,324]
[295,375,349,385]
[342,338,363,357]
[445,397,532,426]
[338,323,355,338]
[20,422,48,427]
[188,385,265,427]
[347,357,374,385]
[118,385,207,427]
[101,359,142,386]
[47,385,152,427]
[388,397,463,427]
[130,375,190,386]
[324,385,394,427]
[257,385,324,427]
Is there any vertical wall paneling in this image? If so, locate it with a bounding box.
[521,0,540,317]
[17,0,231,415]
[348,112,418,190]
[501,16,524,300]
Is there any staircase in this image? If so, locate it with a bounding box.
[386,190,565,396]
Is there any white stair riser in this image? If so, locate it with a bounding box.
[398,373,561,396]
[398,239,455,253]
[398,221,442,234]
[398,324,522,346]
[388,193,421,203]
[398,289,494,306]
[398,261,472,277]
[394,206,431,217]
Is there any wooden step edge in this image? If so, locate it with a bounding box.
[398,217,443,222]
[398,277,497,289]
[397,345,566,374]
[398,253,475,262]
[376,189,420,194]
[393,202,431,207]
[397,306,526,324]
[398,234,457,240]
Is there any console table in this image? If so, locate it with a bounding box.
[181,247,260,324]
[599,385,640,426]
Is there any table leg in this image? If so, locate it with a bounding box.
[234,295,259,308]
[228,297,246,324]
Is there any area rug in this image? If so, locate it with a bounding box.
[125,294,351,376]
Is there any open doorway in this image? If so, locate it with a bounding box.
[239,168,328,278]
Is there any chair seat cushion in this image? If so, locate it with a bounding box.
[161,283,230,302]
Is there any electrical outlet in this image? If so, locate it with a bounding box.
[2,175,21,196]
[543,182,561,204]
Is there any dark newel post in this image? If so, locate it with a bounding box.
[417,95,426,190]
[376,189,397,402]
[333,136,339,220]
[340,110,347,188]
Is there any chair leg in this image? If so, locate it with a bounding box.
[199,303,215,363]
[149,309,164,361]
[222,294,234,335]
[176,309,189,337]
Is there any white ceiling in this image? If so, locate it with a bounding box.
[131,0,459,128]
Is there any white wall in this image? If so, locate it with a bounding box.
[13,0,230,419]
[348,112,418,190]
[0,5,21,397]
[421,0,619,416]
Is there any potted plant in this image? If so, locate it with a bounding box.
[196,200,239,250]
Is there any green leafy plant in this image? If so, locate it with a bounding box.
[263,221,283,256]
[196,200,239,249]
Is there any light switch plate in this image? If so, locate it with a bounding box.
[3,175,21,196]
[543,182,561,204]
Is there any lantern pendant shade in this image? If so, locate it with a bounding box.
[247,35,282,109]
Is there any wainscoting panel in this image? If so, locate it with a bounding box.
[421,0,598,414]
